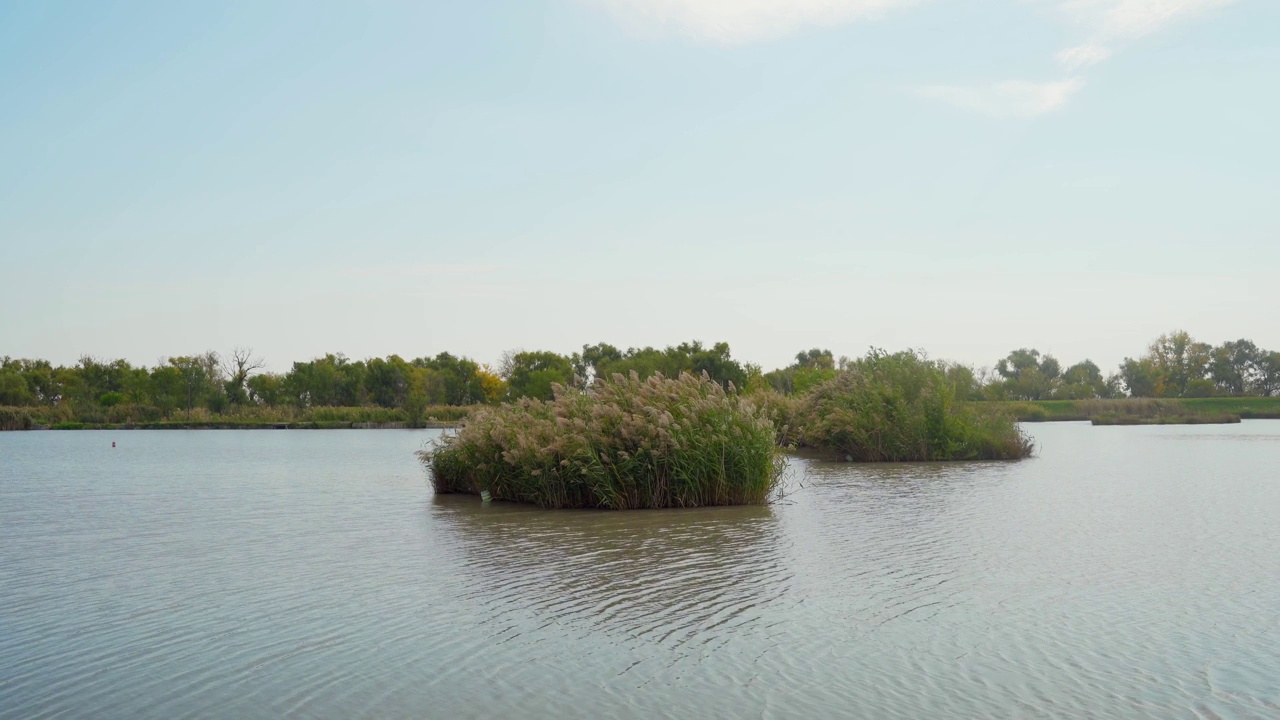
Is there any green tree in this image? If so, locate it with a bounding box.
[1119,357,1161,398]
[990,349,1059,400]
[166,352,223,418]
[1058,360,1111,399]
[283,354,367,407]
[687,341,748,389]
[246,373,286,406]
[0,370,32,405]
[150,365,187,414]
[763,348,836,394]
[365,356,411,408]
[74,356,135,406]
[54,367,86,408]
[943,363,983,401]
[5,358,57,404]
[576,343,623,382]
[120,365,152,405]
[1256,351,1280,397]
[414,353,485,405]
[578,341,748,390]
[794,348,835,370]
[1145,330,1211,397]
[1209,339,1261,396]
[504,350,575,400]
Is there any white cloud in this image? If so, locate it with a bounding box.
[917,78,1084,118]
[1046,0,1238,72]
[1056,44,1112,70]
[585,0,1238,46]
[583,0,1240,118]
[952,0,1240,116]
[582,0,921,44]
[1057,0,1238,41]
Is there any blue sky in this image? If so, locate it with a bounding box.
[2,0,1276,373]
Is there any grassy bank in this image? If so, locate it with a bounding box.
[995,397,1280,422]
[0,406,35,431]
[42,419,460,430]
[1091,414,1241,426]
[424,372,784,509]
[0,404,468,430]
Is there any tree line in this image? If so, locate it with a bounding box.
[0,342,749,421]
[976,331,1280,401]
[3,332,1278,421]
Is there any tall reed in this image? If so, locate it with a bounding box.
[797,350,1034,462]
[422,372,785,509]
[0,407,34,431]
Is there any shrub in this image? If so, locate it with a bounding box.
[1074,398,1183,419]
[748,389,802,446]
[796,350,1034,462]
[105,404,165,424]
[1004,402,1049,422]
[423,372,784,509]
[305,406,407,424]
[0,406,34,431]
[98,392,125,408]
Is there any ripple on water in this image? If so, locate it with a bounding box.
[430,498,795,653]
[1,425,1279,719]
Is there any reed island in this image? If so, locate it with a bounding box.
[422,350,1035,509]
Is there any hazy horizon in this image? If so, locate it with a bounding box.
[3,1,1276,374]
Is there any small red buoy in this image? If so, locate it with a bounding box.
[112,441,116,448]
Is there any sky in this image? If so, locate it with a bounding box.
[2,0,1277,374]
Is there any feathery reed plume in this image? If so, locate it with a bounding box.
[796,349,1034,462]
[421,372,784,509]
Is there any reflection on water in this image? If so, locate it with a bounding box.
[431,497,790,650]
[2,423,1279,718]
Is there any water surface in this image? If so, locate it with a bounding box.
[2,424,1278,718]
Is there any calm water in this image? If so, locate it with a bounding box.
[2,424,1279,719]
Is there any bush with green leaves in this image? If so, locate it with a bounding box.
[423,372,784,509]
[0,406,34,431]
[797,350,1034,462]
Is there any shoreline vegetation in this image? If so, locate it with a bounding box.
[4,330,1279,435]
[7,396,1276,432]
[1091,414,1241,426]
[0,405,466,432]
[995,397,1280,423]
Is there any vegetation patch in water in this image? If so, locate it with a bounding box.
[796,350,1034,462]
[1091,413,1241,426]
[422,372,784,509]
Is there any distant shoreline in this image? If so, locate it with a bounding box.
[8,421,462,431]
[5,397,1280,432]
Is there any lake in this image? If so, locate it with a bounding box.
[2,423,1278,718]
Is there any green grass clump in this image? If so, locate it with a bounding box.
[0,406,34,430]
[422,372,785,509]
[796,350,1034,462]
[1002,402,1052,422]
[1170,397,1280,419]
[991,397,1280,422]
